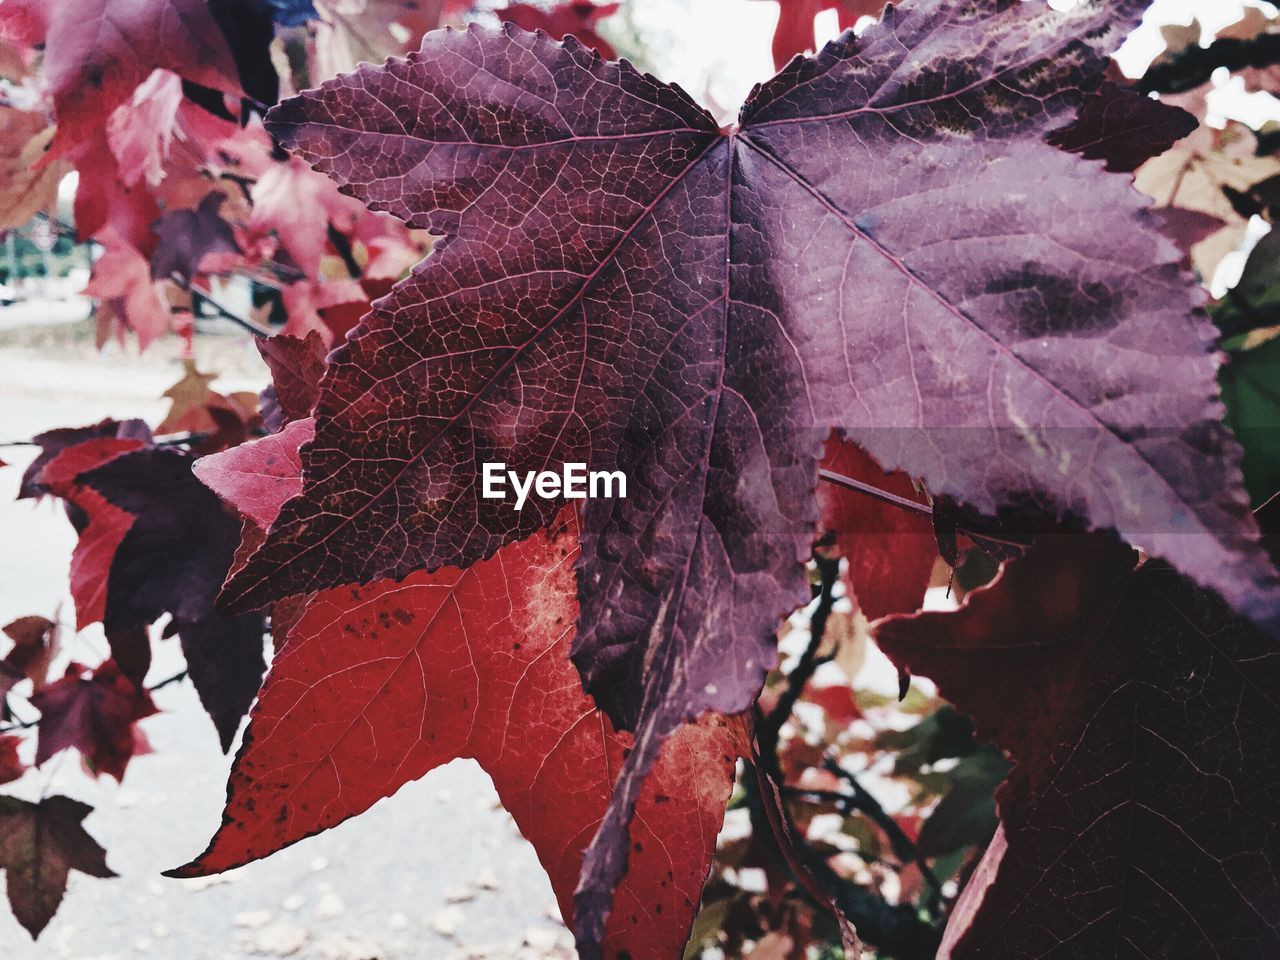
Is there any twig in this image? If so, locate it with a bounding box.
[748,552,942,958]
[1,432,209,450]
[327,223,364,280]
[147,669,189,692]
[761,553,839,745]
[749,715,942,959]
[818,468,932,518]
[0,700,40,732]
[0,669,190,734]
[822,758,945,902]
[1140,33,1280,95]
[818,467,1030,553]
[188,281,272,338]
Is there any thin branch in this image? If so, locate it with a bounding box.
[1,432,209,450]
[188,280,272,338]
[153,432,211,448]
[819,468,933,518]
[147,669,189,692]
[822,758,945,902]
[818,467,1030,553]
[1140,33,1280,95]
[750,715,942,959]
[0,669,190,734]
[327,223,364,280]
[761,553,839,745]
[0,698,40,732]
[748,552,942,958]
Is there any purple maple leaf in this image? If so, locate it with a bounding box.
[81,448,266,750]
[214,2,1279,951]
[149,192,242,284]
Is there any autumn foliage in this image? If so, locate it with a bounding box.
[2,1,1279,957]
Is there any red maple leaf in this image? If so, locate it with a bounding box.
[767,0,887,70]
[0,736,24,785]
[0,616,60,699]
[38,437,150,629]
[84,241,173,350]
[29,660,157,782]
[817,436,936,620]
[877,540,1280,957]
[0,0,243,155]
[497,1,620,59]
[182,424,747,957]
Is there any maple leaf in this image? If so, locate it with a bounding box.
[105,625,152,689]
[29,660,157,782]
[84,241,174,350]
[1135,123,1280,282]
[172,614,269,751]
[72,447,267,748]
[106,69,185,189]
[18,419,152,501]
[0,616,59,699]
[157,361,219,435]
[497,1,620,59]
[1046,81,1197,174]
[0,735,24,784]
[38,436,149,630]
[220,8,1280,944]
[0,0,243,155]
[277,277,370,343]
[156,360,259,452]
[876,539,1280,959]
[257,331,328,433]
[178,433,744,958]
[0,796,114,938]
[150,192,244,284]
[802,682,861,724]
[817,436,935,620]
[766,0,886,71]
[311,0,450,78]
[248,155,365,276]
[193,417,316,529]
[0,106,66,230]
[69,133,163,254]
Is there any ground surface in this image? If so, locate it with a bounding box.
[0,314,571,960]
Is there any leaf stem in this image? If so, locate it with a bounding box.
[818,467,933,518]
[818,467,1030,553]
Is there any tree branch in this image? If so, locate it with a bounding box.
[822,757,945,903]
[760,553,839,747]
[1140,33,1280,95]
[1,432,210,449]
[748,552,942,959]
[188,281,273,338]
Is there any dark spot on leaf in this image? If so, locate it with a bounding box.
[986,269,1123,339]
